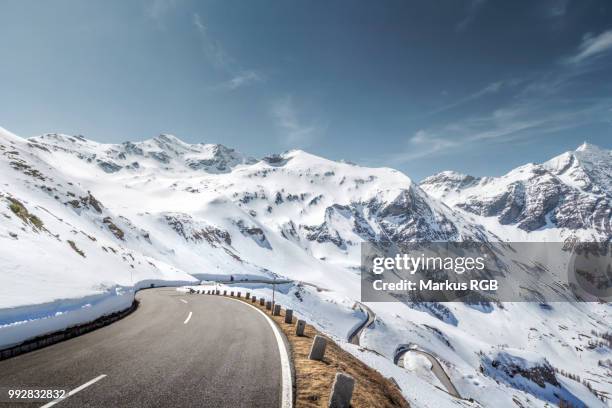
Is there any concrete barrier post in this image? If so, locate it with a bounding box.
[273,304,281,316]
[285,309,293,324]
[266,301,272,310]
[237,292,241,298]
[223,290,227,295]
[308,335,327,361]
[230,291,234,297]
[246,293,250,299]
[328,373,355,408]
[252,296,257,303]
[296,319,306,336]
[260,298,265,306]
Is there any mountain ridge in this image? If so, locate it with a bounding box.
[420,142,611,238]
[1,126,610,408]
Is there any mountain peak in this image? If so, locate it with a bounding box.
[572,142,611,167]
[152,133,191,147]
[575,141,603,153]
[419,171,479,195]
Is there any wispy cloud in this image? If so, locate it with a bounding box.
[390,70,612,164]
[390,130,459,161]
[456,0,486,32]
[193,13,232,69]
[389,25,612,165]
[220,70,263,90]
[193,13,262,91]
[544,0,569,19]
[145,0,180,26]
[567,29,612,64]
[429,79,520,115]
[271,96,321,147]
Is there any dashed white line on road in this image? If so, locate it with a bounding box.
[183,311,193,324]
[40,374,107,408]
[180,299,188,304]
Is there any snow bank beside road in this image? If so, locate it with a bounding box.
[0,278,195,350]
[0,286,132,349]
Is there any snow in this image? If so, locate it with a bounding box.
[402,352,446,390]
[1,126,610,407]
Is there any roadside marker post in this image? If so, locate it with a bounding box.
[328,373,355,408]
[308,335,327,361]
[296,319,306,336]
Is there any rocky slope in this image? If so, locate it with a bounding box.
[420,143,611,241]
[0,127,610,408]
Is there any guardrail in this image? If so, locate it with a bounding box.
[0,300,138,361]
[347,302,375,345]
[394,344,462,399]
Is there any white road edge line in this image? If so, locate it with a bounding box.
[227,298,293,408]
[40,374,107,408]
[183,311,193,324]
[180,299,188,304]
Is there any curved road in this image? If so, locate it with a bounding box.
[395,347,461,399]
[348,304,461,399]
[348,302,375,346]
[0,289,287,408]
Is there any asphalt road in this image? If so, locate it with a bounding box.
[0,289,284,408]
[348,302,375,345]
[396,348,460,399]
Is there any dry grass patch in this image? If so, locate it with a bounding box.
[7,197,44,230]
[238,295,409,408]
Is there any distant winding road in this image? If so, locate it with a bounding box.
[0,288,290,408]
[395,347,461,399]
[348,303,461,399]
[348,302,375,346]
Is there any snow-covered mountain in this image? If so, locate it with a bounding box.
[420,143,611,242]
[1,127,609,408]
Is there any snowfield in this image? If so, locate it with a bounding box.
[0,126,610,407]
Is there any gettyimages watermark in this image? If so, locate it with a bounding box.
[360,242,612,303]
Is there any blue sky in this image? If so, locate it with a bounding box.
[1,0,611,180]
